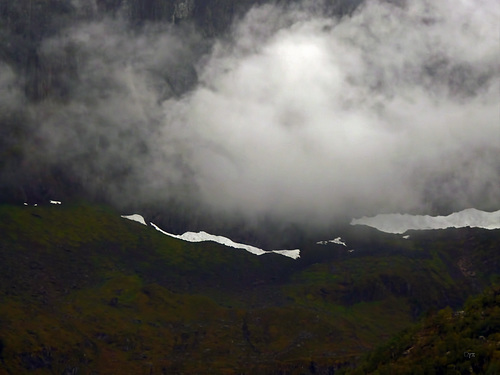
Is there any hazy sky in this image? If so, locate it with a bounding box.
[4,0,499,227]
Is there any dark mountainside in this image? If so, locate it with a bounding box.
[341,285,500,374]
[0,202,498,374]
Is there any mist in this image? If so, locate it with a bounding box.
[2,0,499,231]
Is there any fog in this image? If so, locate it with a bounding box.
[3,0,500,230]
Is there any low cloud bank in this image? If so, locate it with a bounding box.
[162,0,500,223]
[2,0,499,230]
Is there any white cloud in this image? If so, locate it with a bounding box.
[9,0,499,228]
[155,0,499,222]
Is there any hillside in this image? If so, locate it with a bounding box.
[343,285,500,374]
[0,201,498,374]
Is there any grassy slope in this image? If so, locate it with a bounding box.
[342,285,500,374]
[0,202,498,374]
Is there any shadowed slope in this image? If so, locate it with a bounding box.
[0,202,498,373]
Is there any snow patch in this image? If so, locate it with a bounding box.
[50,200,62,205]
[402,235,410,239]
[121,214,147,226]
[271,249,301,259]
[317,237,347,246]
[351,208,500,234]
[150,223,300,260]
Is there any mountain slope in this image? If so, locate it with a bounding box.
[343,285,500,374]
[0,202,499,374]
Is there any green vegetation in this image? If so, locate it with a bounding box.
[0,202,498,374]
[343,285,500,374]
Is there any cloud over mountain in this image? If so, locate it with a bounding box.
[1,0,499,229]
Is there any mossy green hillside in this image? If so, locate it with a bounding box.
[0,202,498,373]
[343,285,500,374]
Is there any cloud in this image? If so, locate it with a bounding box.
[29,19,203,199]
[158,0,499,222]
[0,64,22,111]
[2,0,499,229]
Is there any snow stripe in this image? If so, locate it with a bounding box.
[150,223,300,259]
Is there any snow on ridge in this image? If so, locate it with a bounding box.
[351,208,500,234]
[121,214,147,226]
[271,249,301,259]
[316,237,355,253]
[317,237,346,246]
[150,223,300,260]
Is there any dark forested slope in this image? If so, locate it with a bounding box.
[342,285,500,375]
[0,202,498,373]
